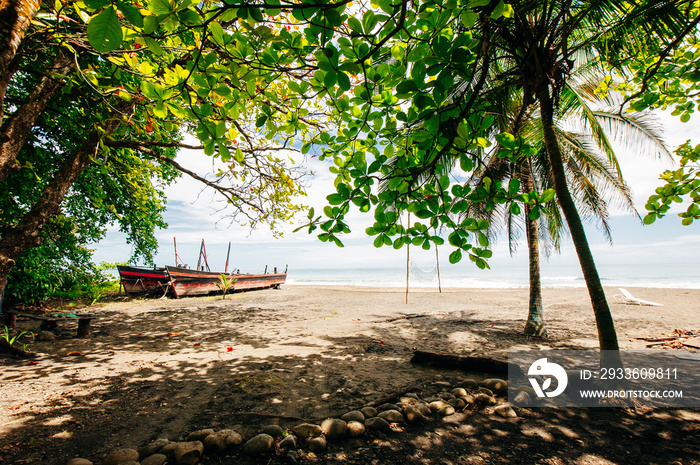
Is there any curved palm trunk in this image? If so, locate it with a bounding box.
[521,159,547,337]
[536,85,620,360]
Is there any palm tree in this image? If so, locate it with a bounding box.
[471,74,670,338]
[489,0,692,359]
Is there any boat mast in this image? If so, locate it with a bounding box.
[173,237,185,267]
[224,242,231,273]
[196,239,211,271]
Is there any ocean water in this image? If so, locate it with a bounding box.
[286,263,700,289]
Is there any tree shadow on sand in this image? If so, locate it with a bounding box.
[1,297,698,465]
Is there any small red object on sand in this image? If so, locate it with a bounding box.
[193,342,201,346]
[227,347,233,352]
[28,361,38,365]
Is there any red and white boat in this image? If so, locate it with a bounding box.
[164,266,287,298]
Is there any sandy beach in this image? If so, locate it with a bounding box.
[1,285,699,464]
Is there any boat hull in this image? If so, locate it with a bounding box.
[117,265,171,294]
[165,266,286,298]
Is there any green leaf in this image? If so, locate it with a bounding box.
[491,0,514,19]
[148,0,172,15]
[209,21,225,45]
[449,249,462,264]
[347,16,363,33]
[540,189,555,203]
[87,7,123,53]
[117,1,144,27]
[84,0,110,9]
[337,71,351,92]
[324,70,337,88]
[396,80,419,97]
[362,10,377,33]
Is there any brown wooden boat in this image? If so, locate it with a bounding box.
[165,265,286,298]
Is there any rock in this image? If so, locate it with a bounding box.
[439,405,456,416]
[261,425,285,438]
[451,387,468,397]
[377,409,405,424]
[402,405,427,424]
[346,421,365,437]
[160,443,178,455]
[186,429,215,442]
[482,378,508,394]
[428,400,448,412]
[360,406,378,418]
[286,450,299,464]
[518,385,537,396]
[364,416,391,431]
[119,462,139,465]
[340,410,365,423]
[399,396,417,404]
[462,394,476,405]
[378,403,400,411]
[434,380,452,388]
[494,404,518,418]
[448,398,466,410]
[242,434,274,456]
[203,433,227,452]
[103,448,139,465]
[459,378,480,389]
[292,423,322,438]
[141,454,167,465]
[513,391,532,405]
[439,392,456,401]
[413,403,431,417]
[475,393,497,406]
[173,441,204,465]
[219,429,243,448]
[321,418,348,439]
[279,434,297,450]
[36,330,56,341]
[66,459,92,465]
[478,387,494,396]
[307,436,327,452]
[138,438,170,457]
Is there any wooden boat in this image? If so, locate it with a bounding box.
[165,265,286,298]
[117,265,171,295]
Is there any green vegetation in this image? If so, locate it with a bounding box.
[0,0,334,303]
[2,326,34,352]
[216,274,237,300]
[645,142,700,225]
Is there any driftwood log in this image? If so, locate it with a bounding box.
[410,350,523,377]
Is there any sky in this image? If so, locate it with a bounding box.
[92,110,700,284]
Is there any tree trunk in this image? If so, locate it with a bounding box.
[0,0,41,125]
[536,85,620,357]
[0,103,135,309]
[0,49,74,182]
[0,0,40,82]
[521,158,547,337]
